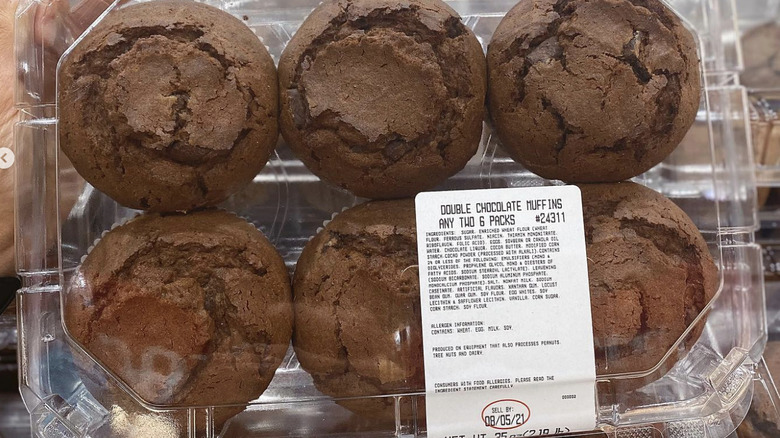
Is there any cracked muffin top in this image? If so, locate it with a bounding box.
[487,0,701,183]
[63,209,293,407]
[278,0,486,199]
[58,0,279,212]
[293,189,718,411]
[293,183,719,412]
[581,182,718,376]
[292,199,423,420]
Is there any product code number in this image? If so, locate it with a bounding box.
[535,212,566,224]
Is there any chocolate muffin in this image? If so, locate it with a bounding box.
[64,210,292,422]
[581,182,718,375]
[487,0,701,182]
[278,0,486,199]
[293,200,423,420]
[293,183,719,418]
[742,22,780,90]
[293,188,717,420]
[736,340,780,438]
[59,1,279,212]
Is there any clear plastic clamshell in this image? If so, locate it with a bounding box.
[13,0,763,437]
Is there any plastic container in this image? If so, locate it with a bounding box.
[13,0,763,437]
[733,339,780,438]
[751,238,780,438]
[733,363,779,438]
[736,1,780,205]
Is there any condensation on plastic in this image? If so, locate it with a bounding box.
[13,0,763,437]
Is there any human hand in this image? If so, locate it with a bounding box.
[1,0,19,278]
[1,0,113,277]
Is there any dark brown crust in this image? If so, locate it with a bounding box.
[292,200,423,420]
[487,0,701,182]
[580,182,718,375]
[64,210,293,409]
[294,189,717,420]
[293,186,718,412]
[741,22,780,90]
[278,0,486,199]
[59,1,279,212]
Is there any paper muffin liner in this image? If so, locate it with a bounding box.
[80,213,141,264]
[315,205,356,235]
[79,208,274,265]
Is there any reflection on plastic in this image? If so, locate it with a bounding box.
[109,405,178,438]
[94,334,187,403]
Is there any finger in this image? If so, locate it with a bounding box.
[0,0,16,145]
[0,0,17,54]
[32,0,71,53]
[67,0,115,36]
[33,0,117,53]
[0,1,16,278]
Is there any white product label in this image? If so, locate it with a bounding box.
[415,186,596,438]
